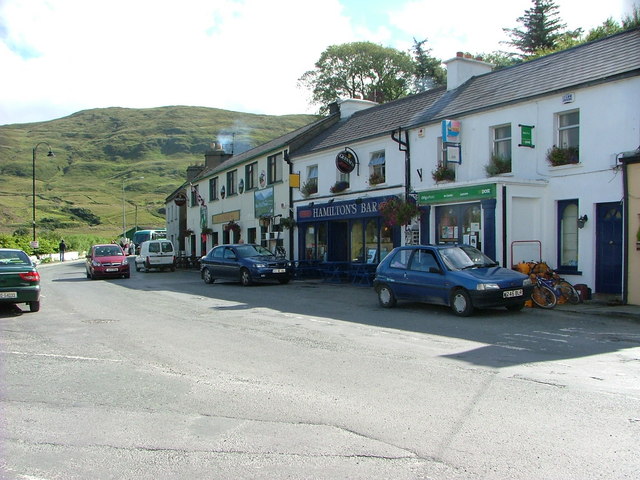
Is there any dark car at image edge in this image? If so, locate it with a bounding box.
[0,248,41,312]
[373,244,533,316]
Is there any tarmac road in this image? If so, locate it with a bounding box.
[1,259,639,479]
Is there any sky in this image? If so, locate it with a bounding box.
[0,0,637,125]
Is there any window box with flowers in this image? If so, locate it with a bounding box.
[546,146,579,166]
[300,179,318,198]
[432,163,455,182]
[378,196,420,227]
[224,221,241,236]
[368,172,385,186]
[330,180,349,193]
[484,154,511,176]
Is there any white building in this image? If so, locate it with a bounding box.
[289,28,640,299]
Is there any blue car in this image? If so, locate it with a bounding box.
[373,245,533,316]
[200,244,293,286]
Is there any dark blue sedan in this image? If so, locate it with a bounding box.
[373,245,533,316]
[200,244,293,286]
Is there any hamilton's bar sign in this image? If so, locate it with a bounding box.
[297,195,393,222]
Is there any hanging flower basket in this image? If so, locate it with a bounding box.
[279,217,297,229]
[378,197,419,227]
[201,227,213,235]
[224,221,241,235]
[183,228,194,237]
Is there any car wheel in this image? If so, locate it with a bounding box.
[124,272,130,279]
[29,300,40,312]
[450,288,474,316]
[170,265,176,272]
[377,284,397,308]
[203,268,215,284]
[240,268,252,286]
[506,302,525,312]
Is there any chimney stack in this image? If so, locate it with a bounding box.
[204,142,233,168]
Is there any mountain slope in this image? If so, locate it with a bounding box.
[0,106,319,237]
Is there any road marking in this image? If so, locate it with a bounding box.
[1,351,122,362]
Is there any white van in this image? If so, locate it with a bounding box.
[135,239,176,272]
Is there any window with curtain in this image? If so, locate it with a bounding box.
[369,151,386,183]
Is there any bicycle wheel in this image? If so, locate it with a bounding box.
[557,280,581,304]
[531,284,557,309]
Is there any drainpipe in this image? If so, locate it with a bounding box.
[283,149,294,261]
[391,127,410,198]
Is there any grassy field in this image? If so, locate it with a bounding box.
[0,106,318,240]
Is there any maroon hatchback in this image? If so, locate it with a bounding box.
[86,244,130,280]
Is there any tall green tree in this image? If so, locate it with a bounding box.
[298,42,415,112]
[503,0,580,57]
[411,37,446,92]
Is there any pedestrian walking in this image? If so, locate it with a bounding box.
[59,239,67,262]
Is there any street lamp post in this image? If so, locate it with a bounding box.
[32,142,54,245]
[122,177,143,239]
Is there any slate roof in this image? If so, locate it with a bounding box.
[294,27,640,156]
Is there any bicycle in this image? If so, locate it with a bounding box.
[528,262,581,308]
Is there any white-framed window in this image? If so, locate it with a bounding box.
[557,199,579,273]
[245,162,257,190]
[558,110,579,149]
[369,150,385,185]
[227,170,237,196]
[493,124,512,160]
[267,153,283,184]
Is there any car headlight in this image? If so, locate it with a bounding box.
[254,263,266,268]
[92,260,102,266]
[476,283,500,290]
[523,278,533,287]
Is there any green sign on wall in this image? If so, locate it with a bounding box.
[418,184,496,205]
[519,124,535,148]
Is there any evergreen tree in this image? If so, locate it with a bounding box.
[503,0,580,57]
[410,38,446,92]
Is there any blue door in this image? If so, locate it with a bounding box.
[595,202,622,294]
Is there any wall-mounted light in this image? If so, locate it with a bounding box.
[355,198,363,205]
[577,214,588,228]
[328,198,334,204]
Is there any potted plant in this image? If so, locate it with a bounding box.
[259,215,271,227]
[183,228,194,237]
[279,217,297,229]
[546,145,579,166]
[484,154,511,176]
[330,180,349,193]
[300,179,317,197]
[431,163,455,182]
[378,196,420,226]
[201,227,213,235]
[368,172,385,186]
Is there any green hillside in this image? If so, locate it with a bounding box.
[0,106,319,239]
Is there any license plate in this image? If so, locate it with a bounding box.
[503,289,523,298]
[106,268,118,272]
[272,268,286,273]
[0,292,18,299]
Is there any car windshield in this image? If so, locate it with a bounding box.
[0,250,31,266]
[439,246,498,271]
[95,246,123,257]
[235,245,274,258]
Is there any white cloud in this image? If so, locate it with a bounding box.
[0,0,635,125]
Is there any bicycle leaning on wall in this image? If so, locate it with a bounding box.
[526,262,581,309]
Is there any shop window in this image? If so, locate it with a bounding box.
[364,220,378,263]
[369,151,385,185]
[557,199,578,272]
[226,170,237,196]
[304,224,327,261]
[350,222,364,262]
[380,225,393,261]
[267,153,283,184]
[245,162,257,190]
